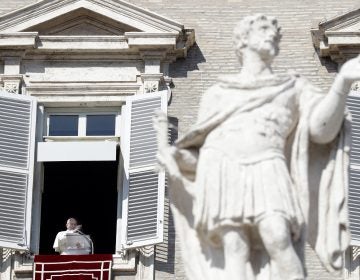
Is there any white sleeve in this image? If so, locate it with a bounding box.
[53,232,61,251]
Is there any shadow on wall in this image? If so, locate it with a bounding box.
[314,49,339,73]
[155,116,178,275]
[169,43,206,78]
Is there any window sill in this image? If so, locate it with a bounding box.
[44,136,120,142]
[13,252,136,277]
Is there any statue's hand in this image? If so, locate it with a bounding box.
[152,112,183,178]
[156,146,183,179]
[335,55,360,93]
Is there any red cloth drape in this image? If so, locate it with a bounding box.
[33,254,112,280]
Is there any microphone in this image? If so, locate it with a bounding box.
[74,225,83,234]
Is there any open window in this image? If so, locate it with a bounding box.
[39,161,118,254]
[36,92,167,254]
[37,108,121,254]
[0,90,37,251]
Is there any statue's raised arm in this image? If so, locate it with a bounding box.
[309,56,360,143]
[154,14,357,280]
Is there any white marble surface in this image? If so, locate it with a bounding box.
[155,14,360,280]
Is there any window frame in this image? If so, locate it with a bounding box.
[45,108,121,138]
[32,106,123,255]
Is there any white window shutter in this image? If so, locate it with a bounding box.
[347,91,360,245]
[0,90,37,251]
[120,92,167,249]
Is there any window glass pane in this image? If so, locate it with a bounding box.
[86,115,116,136]
[49,115,78,136]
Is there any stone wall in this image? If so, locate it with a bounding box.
[0,0,359,279]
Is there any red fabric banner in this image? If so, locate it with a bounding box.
[33,254,112,280]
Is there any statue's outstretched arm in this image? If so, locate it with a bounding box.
[309,55,360,144]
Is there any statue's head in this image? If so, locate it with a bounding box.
[234,14,281,64]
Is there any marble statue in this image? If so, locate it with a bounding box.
[154,14,360,280]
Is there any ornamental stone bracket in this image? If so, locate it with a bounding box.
[352,81,360,92]
[140,73,173,102]
[311,7,360,64]
[0,75,23,94]
[141,73,163,94]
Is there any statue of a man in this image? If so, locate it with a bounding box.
[154,14,360,280]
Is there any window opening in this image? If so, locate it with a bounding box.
[49,115,78,136]
[46,111,119,137]
[39,161,118,254]
[86,115,116,136]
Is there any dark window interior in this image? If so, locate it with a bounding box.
[86,115,116,136]
[39,161,118,254]
[49,115,79,136]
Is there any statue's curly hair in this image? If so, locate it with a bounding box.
[233,14,282,63]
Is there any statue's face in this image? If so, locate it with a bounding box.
[247,21,279,61]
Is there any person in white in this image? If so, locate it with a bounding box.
[53,217,88,255]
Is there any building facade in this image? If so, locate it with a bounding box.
[0,0,359,280]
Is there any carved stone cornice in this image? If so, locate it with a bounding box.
[0,0,184,33]
[0,0,195,60]
[311,7,360,64]
[0,32,37,49]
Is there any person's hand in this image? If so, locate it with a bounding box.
[335,55,360,93]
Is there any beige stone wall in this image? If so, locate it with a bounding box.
[0,1,358,279]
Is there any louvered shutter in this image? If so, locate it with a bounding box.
[347,90,360,245]
[0,90,37,251]
[120,92,167,249]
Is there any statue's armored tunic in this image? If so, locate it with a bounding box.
[186,75,316,245]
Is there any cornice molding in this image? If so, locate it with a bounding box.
[0,0,195,60]
[311,7,360,63]
[25,81,141,106]
[0,0,184,33]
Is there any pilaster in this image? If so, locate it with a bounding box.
[0,56,23,94]
[140,53,164,94]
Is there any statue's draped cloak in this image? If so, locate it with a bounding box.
[165,75,349,279]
